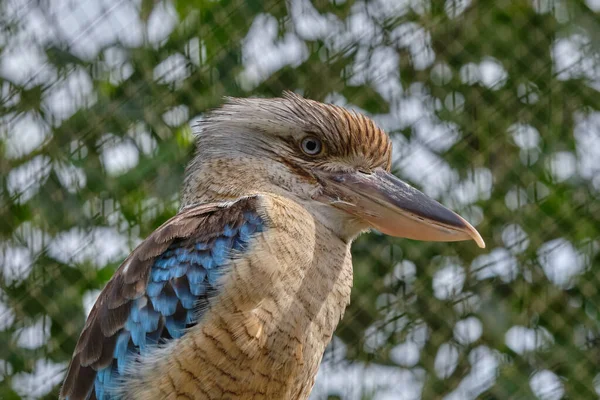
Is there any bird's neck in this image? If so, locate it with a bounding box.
[214,193,355,395]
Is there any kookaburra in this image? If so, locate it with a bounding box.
[61,92,484,400]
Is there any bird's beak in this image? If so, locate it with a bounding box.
[315,168,485,248]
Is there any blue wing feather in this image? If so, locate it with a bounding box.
[64,203,265,400]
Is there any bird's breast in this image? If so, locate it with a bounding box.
[124,195,353,400]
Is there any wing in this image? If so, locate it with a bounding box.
[60,196,264,400]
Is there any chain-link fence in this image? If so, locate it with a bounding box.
[1,0,600,398]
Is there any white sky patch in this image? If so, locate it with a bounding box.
[587,0,600,11]
[349,47,374,87]
[54,162,87,193]
[7,155,52,203]
[81,197,125,226]
[530,370,565,400]
[529,0,550,13]
[545,151,576,182]
[573,111,600,181]
[83,289,102,318]
[1,82,20,107]
[47,227,130,266]
[347,5,383,46]
[393,260,417,283]
[407,322,429,348]
[0,43,56,87]
[517,81,540,104]
[519,146,540,167]
[538,238,586,288]
[11,358,67,399]
[433,263,465,300]
[49,0,144,59]
[397,139,459,199]
[454,317,483,345]
[0,243,33,283]
[505,186,528,211]
[394,96,429,129]
[502,223,530,254]
[363,324,391,353]
[185,38,203,67]
[411,0,432,15]
[390,342,421,367]
[431,62,452,85]
[323,336,349,364]
[137,197,169,226]
[240,14,308,89]
[367,0,411,23]
[552,34,598,82]
[471,247,518,283]
[413,119,461,153]
[163,105,190,127]
[289,0,343,42]
[460,62,480,85]
[147,1,178,46]
[1,1,59,46]
[153,53,192,86]
[42,67,96,125]
[2,112,51,159]
[104,45,128,69]
[15,316,51,350]
[444,91,465,112]
[435,342,460,378]
[13,222,47,256]
[0,360,13,383]
[453,291,481,316]
[478,58,508,90]
[311,362,425,400]
[594,373,600,395]
[390,339,422,366]
[99,134,140,176]
[69,139,89,160]
[128,123,158,155]
[369,46,402,100]
[323,92,348,107]
[451,167,493,206]
[508,123,541,150]
[103,46,134,84]
[460,204,484,228]
[445,0,472,18]
[391,22,435,70]
[505,325,554,355]
[444,346,499,399]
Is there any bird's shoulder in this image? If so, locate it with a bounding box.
[60,195,266,400]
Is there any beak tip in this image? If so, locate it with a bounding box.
[474,234,486,249]
[466,224,486,249]
[455,213,485,249]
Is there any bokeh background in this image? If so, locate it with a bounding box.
[1,0,600,398]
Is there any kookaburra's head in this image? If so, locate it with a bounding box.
[183,91,484,247]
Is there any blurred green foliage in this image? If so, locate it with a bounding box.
[1,0,599,398]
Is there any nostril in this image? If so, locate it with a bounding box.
[358,169,372,175]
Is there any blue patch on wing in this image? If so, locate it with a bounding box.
[89,211,264,400]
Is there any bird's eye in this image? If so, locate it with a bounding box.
[300,136,322,156]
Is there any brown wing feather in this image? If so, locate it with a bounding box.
[59,197,260,400]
